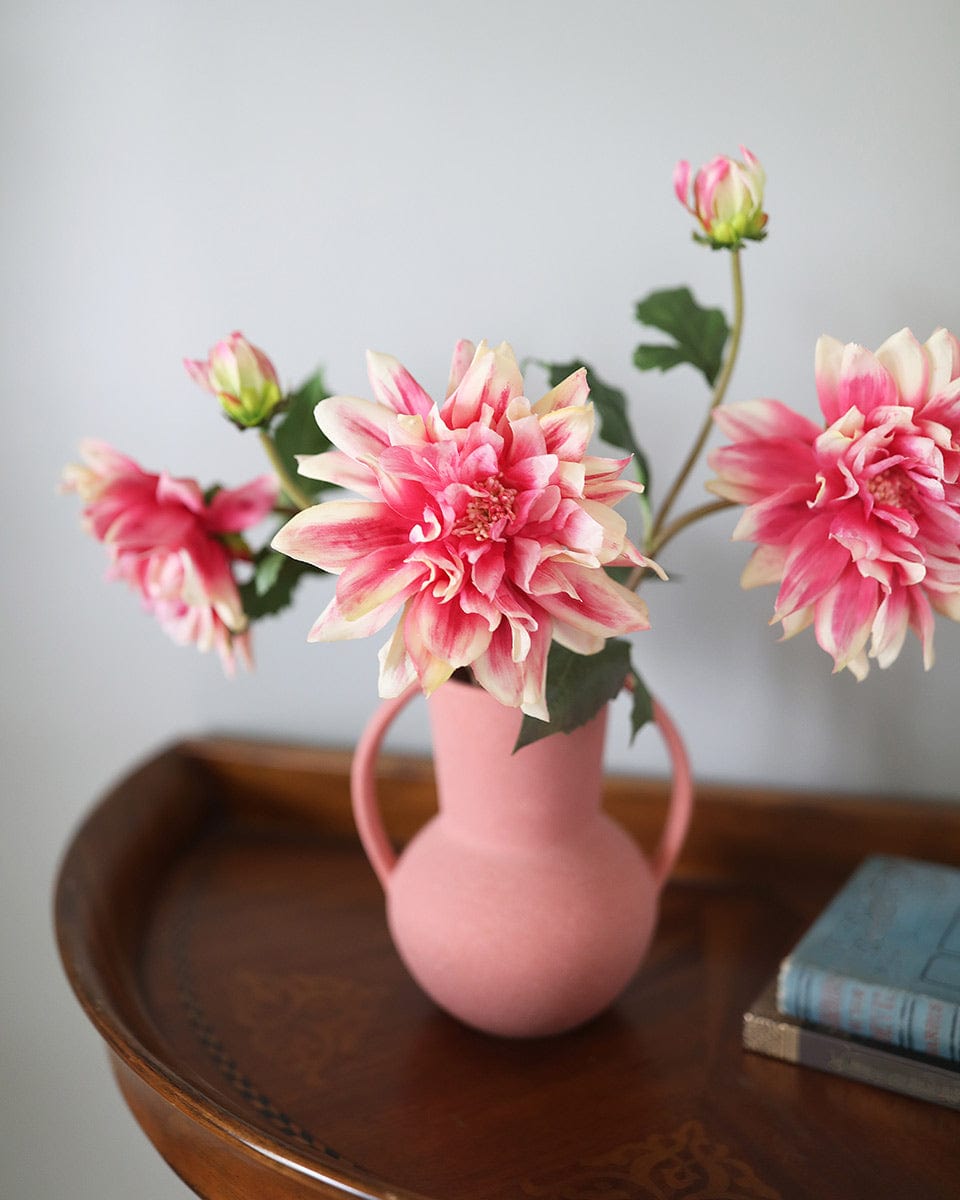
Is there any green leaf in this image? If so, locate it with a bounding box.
[542,359,650,494]
[634,287,729,386]
[271,370,333,500]
[239,549,324,621]
[627,665,654,742]
[514,639,632,752]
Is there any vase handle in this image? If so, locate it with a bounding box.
[648,696,694,891]
[350,683,421,890]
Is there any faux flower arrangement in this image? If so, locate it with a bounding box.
[64,147,960,748]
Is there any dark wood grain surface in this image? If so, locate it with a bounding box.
[55,737,960,1199]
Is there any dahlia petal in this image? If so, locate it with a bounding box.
[557,460,587,498]
[534,564,650,637]
[156,473,206,515]
[876,329,929,408]
[708,439,817,504]
[407,590,494,670]
[272,500,407,571]
[713,398,822,445]
[777,605,814,640]
[307,587,411,643]
[837,343,897,417]
[519,620,552,720]
[814,335,847,425]
[400,605,456,694]
[315,395,397,460]
[441,340,523,428]
[446,340,476,398]
[206,474,278,533]
[909,589,936,670]
[741,543,789,589]
[377,614,418,697]
[532,367,589,416]
[774,514,850,618]
[503,413,548,468]
[296,449,380,497]
[813,572,879,674]
[673,160,691,206]
[538,405,594,461]
[582,456,645,503]
[470,621,525,711]
[335,548,425,621]
[550,619,606,655]
[924,328,960,396]
[869,589,910,669]
[505,451,558,492]
[730,485,813,545]
[366,351,434,417]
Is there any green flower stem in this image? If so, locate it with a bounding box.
[644,247,744,561]
[624,499,735,591]
[258,429,315,512]
[649,498,735,557]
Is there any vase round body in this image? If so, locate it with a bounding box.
[351,680,692,1039]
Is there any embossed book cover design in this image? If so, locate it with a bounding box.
[777,855,960,1062]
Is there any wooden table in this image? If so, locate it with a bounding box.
[55,737,960,1199]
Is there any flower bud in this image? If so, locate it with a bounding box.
[674,147,767,249]
[184,332,283,427]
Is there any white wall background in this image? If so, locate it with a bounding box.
[5,1,960,1196]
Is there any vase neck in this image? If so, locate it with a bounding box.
[427,682,608,845]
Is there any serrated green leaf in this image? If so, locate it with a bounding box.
[627,665,654,742]
[542,359,650,494]
[634,287,729,386]
[239,549,324,620]
[514,639,632,752]
[271,370,333,500]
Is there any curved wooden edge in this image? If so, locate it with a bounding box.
[177,734,960,881]
[54,739,430,1200]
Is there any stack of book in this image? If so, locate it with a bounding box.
[743,854,960,1109]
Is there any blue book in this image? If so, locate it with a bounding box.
[777,855,960,1063]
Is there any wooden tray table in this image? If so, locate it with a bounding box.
[55,737,960,1199]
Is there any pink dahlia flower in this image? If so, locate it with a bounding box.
[273,340,658,718]
[674,146,767,248]
[708,328,960,678]
[63,440,278,673]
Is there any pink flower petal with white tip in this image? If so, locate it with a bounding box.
[532,367,589,416]
[813,571,880,674]
[271,500,407,572]
[377,614,418,696]
[876,329,929,408]
[534,564,650,638]
[539,405,594,461]
[296,449,380,498]
[836,343,897,418]
[446,340,476,398]
[314,395,398,462]
[366,350,435,417]
[925,328,960,395]
[206,475,278,533]
[440,340,524,428]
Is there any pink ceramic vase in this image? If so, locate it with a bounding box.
[351,679,692,1038]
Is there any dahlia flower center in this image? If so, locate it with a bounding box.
[453,474,518,541]
[867,468,919,516]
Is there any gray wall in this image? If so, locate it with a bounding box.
[5,2,960,1196]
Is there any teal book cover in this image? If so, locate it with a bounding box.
[777,855,960,1061]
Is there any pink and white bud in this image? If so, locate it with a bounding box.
[674,146,767,248]
[184,332,283,427]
